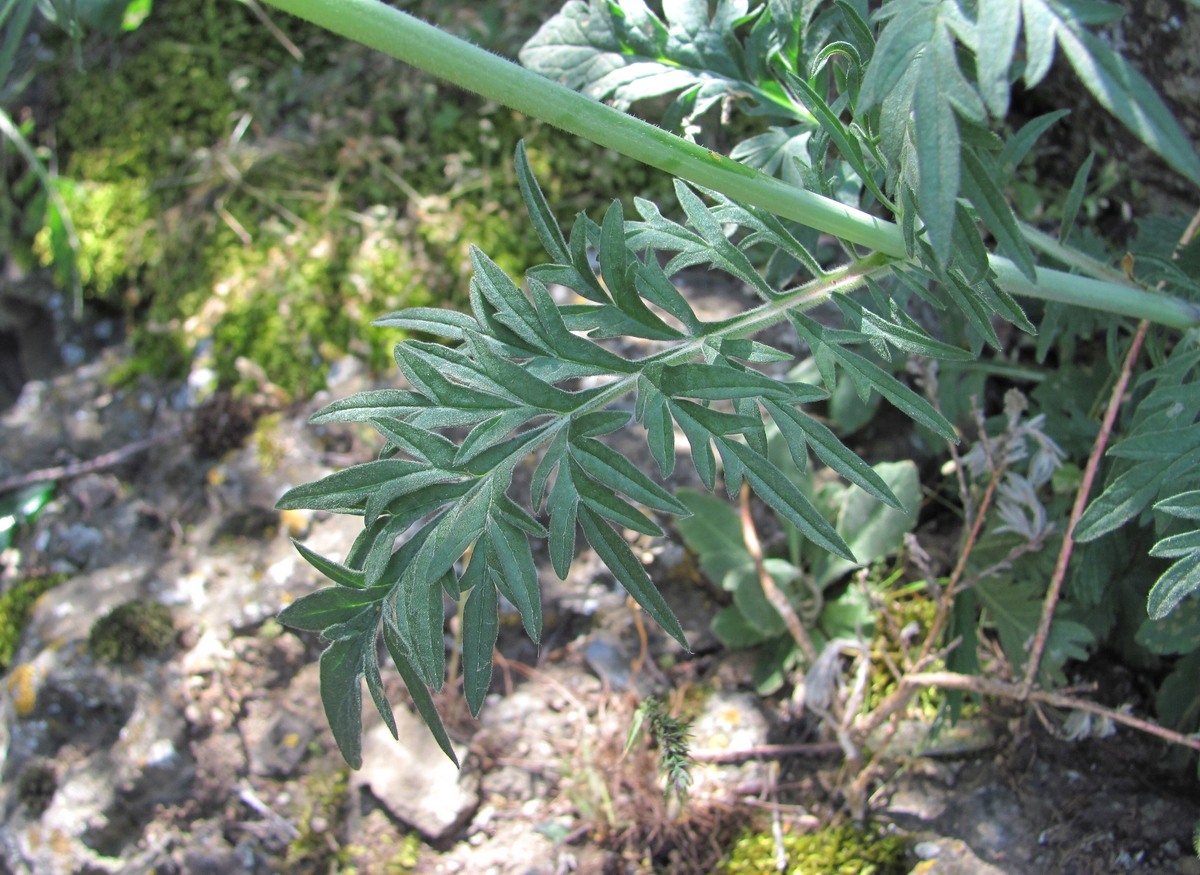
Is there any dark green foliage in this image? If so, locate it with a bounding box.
[277,146,975,761]
[88,600,176,664]
[272,0,1200,765]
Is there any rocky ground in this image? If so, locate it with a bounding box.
[1,298,1199,874]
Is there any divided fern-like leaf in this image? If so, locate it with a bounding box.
[276,145,980,765]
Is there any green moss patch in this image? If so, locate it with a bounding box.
[32,0,671,399]
[720,824,910,875]
[0,574,68,672]
[88,599,176,664]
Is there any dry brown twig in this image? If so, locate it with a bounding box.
[0,427,184,495]
[1022,206,1200,693]
[740,481,818,663]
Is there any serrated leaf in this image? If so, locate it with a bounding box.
[977,0,1021,116]
[365,468,465,527]
[1059,151,1094,246]
[1021,0,1059,85]
[363,635,397,739]
[486,516,543,642]
[1155,491,1200,521]
[516,141,570,264]
[667,400,717,490]
[393,346,512,421]
[599,198,633,299]
[718,339,794,364]
[858,0,935,112]
[573,410,634,437]
[371,417,459,469]
[320,633,367,768]
[548,459,580,579]
[364,513,425,589]
[278,585,384,633]
[570,436,689,515]
[531,427,568,512]
[520,0,793,125]
[1147,551,1200,621]
[400,565,447,692]
[495,492,549,538]
[382,621,459,766]
[572,459,663,537]
[461,421,558,479]
[634,256,703,334]
[729,125,814,186]
[928,268,997,347]
[658,362,813,401]
[372,307,479,339]
[1000,109,1071,169]
[913,49,961,268]
[1136,593,1200,654]
[293,540,367,589]
[578,504,688,649]
[716,436,854,561]
[454,408,542,467]
[832,344,958,442]
[527,279,640,373]
[764,400,900,508]
[638,379,677,479]
[832,294,975,362]
[1055,18,1200,187]
[1109,423,1200,461]
[463,333,580,414]
[470,247,554,354]
[673,181,777,299]
[405,340,518,400]
[277,459,428,514]
[775,66,892,209]
[1075,459,1172,542]
[462,580,499,716]
[961,149,1037,281]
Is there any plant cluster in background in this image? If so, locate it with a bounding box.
[9,0,1200,840]
[258,0,1200,790]
[5,0,671,398]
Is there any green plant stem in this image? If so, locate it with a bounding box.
[260,0,1200,330]
[1018,222,1135,288]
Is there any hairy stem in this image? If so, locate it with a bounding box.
[261,0,1200,329]
[1021,319,1149,693]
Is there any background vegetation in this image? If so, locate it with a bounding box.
[3,1,1200,869]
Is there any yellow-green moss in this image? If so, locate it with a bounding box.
[32,0,673,400]
[284,768,351,872]
[865,587,944,718]
[720,824,910,875]
[87,599,176,664]
[0,574,69,673]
